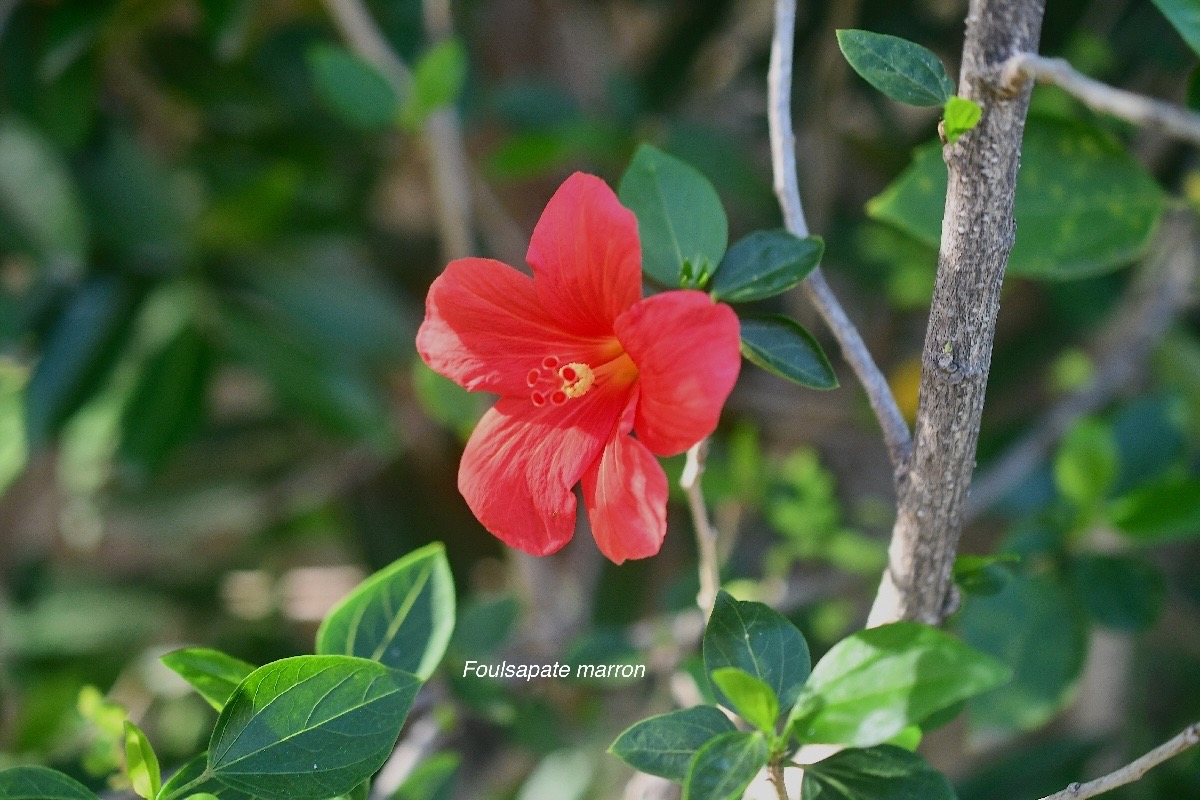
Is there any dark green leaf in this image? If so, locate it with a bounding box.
[123,721,160,800]
[609,706,736,783]
[308,44,400,130]
[703,591,811,710]
[1109,479,1200,543]
[618,144,728,287]
[24,276,141,449]
[208,655,420,800]
[682,731,768,800]
[868,118,1166,279]
[836,30,954,106]
[788,622,1011,747]
[158,753,254,800]
[0,766,98,800]
[119,326,211,478]
[739,315,838,390]
[393,753,459,800]
[1152,0,1200,55]
[710,230,823,303]
[953,554,1019,597]
[960,573,1088,735]
[0,118,89,273]
[802,745,955,800]
[1070,555,1165,632]
[405,40,468,128]
[316,543,455,679]
[1188,65,1200,112]
[1054,417,1117,512]
[709,668,779,733]
[160,647,256,712]
[448,595,519,658]
[943,96,982,144]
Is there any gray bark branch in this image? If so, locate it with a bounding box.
[868,0,1046,626]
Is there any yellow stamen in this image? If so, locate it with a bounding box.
[559,362,595,398]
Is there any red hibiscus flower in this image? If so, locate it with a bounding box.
[417,172,741,563]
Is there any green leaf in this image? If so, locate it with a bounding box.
[1054,417,1118,512]
[788,622,1011,747]
[953,554,1019,597]
[307,44,400,130]
[836,30,954,106]
[943,96,982,144]
[123,721,161,800]
[0,118,89,273]
[448,595,519,658]
[405,39,469,128]
[393,752,460,800]
[1069,555,1165,632]
[158,753,253,800]
[0,766,99,800]
[1109,479,1200,543]
[316,543,455,679]
[867,117,1166,279]
[708,668,779,733]
[1152,0,1200,55]
[208,655,420,800]
[960,573,1088,735]
[160,648,256,712]
[618,144,728,287]
[682,731,769,800]
[118,327,211,478]
[609,706,735,783]
[184,794,221,800]
[739,315,838,390]
[703,591,811,711]
[801,745,956,800]
[710,230,823,303]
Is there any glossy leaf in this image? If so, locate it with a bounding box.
[789,622,1011,747]
[1109,479,1200,543]
[703,591,811,710]
[868,117,1165,279]
[0,766,98,800]
[308,44,400,130]
[0,118,89,272]
[160,647,256,712]
[943,95,982,143]
[710,230,823,303]
[836,30,954,106]
[682,731,768,800]
[1152,0,1200,55]
[316,543,455,679]
[208,655,420,800]
[158,753,253,800]
[618,144,728,287]
[1070,555,1165,632]
[739,315,838,390]
[709,668,779,733]
[609,705,736,782]
[960,573,1088,735]
[123,721,160,800]
[802,745,955,800]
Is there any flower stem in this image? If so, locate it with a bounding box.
[682,440,720,615]
[769,758,791,800]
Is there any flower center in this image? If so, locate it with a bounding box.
[558,362,594,398]
[526,355,602,406]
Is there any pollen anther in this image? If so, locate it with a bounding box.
[558,362,595,399]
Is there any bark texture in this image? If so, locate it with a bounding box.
[868,0,1046,626]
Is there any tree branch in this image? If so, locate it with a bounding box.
[1001,53,1200,148]
[682,440,721,615]
[1037,722,1200,800]
[867,0,1046,626]
[768,0,913,475]
[966,211,1198,519]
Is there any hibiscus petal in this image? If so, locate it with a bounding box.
[582,394,669,564]
[526,172,642,336]
[417,257,602,397]
[614,291,741,456]
[458,389,628,556]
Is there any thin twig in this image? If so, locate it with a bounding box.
[769,760,791,800]
[768,0,913,476]
[1002,53,1200,147]
[682,440,720,615]
[967,212,1198,519]
[1037,722,1200,800]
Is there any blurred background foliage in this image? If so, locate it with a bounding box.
[0,0,1198,798]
